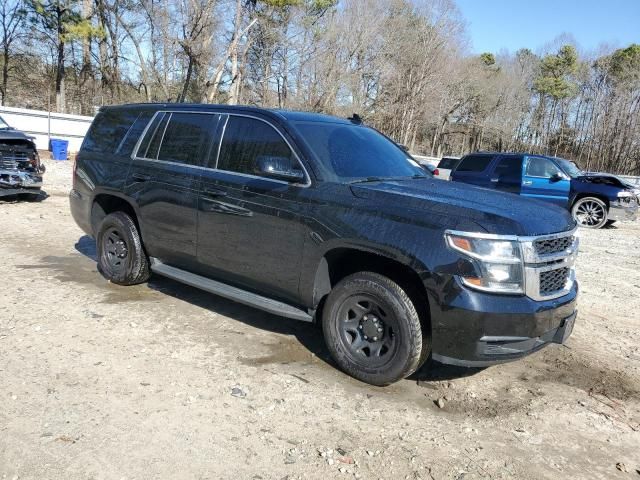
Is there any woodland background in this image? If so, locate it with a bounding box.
[1,0,639,173]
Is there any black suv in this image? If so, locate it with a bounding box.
[70,104,579,386]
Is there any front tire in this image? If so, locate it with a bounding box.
[322,272,425,386]
[97,212,150,285]
[572,197,608,229]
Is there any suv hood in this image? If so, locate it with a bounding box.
[576,173,633,190]
[0,128,36,146]
[350,179,575,236]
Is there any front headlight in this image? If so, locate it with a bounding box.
[445,232,524,294]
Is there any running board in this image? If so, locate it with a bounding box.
[149,258,313,322]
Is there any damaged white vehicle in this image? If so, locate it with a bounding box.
[0,115,45,199]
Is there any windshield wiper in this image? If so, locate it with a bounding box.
[349,176,389,184]
[349,174,429,184]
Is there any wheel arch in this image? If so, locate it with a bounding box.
[91,192,141,235]
[571,192,610,211]
[312,247,431,335]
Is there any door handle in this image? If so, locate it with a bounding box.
[523,180,533,186]
[490,178,499,183]
[132,173,151,182]
[203,187,227,198]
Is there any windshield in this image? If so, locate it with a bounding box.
[292,121,427,182]
[0,115,9,129]
[557,158,583,178]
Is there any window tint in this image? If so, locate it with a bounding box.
[456,155,494,172]
[437,157,459,169]
[115,111,154,156]
[293,122,424,181]
[136,113,166,158]
[157,113,216,166]
[82,110,139,154]
[217,116,300,177]
[494,156,522,177]
[526,157,560,177]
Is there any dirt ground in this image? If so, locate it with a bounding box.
[1,158,639,480]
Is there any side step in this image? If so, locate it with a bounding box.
[150,258,313,322]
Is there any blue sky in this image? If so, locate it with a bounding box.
[455,0,640,54]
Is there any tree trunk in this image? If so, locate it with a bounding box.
[55,37,65,113]
[1,46,8,106]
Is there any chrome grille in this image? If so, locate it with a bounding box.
[534,236,574,255]
[0,157,18,170]
[539,267,570,296]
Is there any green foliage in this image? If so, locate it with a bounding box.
[25,0,102,43]
[534,45,578,99]
[480,52,495,66]
[609,43,640,85]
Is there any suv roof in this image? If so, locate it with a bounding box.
[99,103,353,126]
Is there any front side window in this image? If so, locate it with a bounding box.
[217,116,302,177]
[526,157,561,178]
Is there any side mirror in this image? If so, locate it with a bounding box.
[256,155,305,183]
[550,172,566,182]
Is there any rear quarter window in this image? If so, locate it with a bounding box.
[455,155,494,172]
[82,110,141,154]
[437,157,459,169]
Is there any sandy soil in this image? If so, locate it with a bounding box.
[1,158,639,480]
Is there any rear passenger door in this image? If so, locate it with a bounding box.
[196,114,309,304]
[126,111,220,268]
[488,155,523,194]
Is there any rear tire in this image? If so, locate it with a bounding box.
[572,197,608,229]
[97,212,150,285]
[322,272,424,386]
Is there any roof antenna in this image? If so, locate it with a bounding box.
[348,113,362,124]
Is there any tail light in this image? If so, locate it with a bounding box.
[434,168,440,176]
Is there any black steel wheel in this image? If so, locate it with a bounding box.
[97,211,150,285]
[572,197,608,229]
[322,272,425,386]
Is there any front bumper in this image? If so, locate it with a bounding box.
[0,169,42,196]
[608,199,638,222]
[430,281,578,367]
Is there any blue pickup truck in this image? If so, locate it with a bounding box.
[450,152,639,228]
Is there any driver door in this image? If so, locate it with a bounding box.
[196,114,309,304]
[521,156,570,208]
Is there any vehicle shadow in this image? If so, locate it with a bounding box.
[0,190,49,202]
[73,235,333,365]
[74,234,486,384]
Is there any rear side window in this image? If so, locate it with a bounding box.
[157,113,217,166]
[494,156,523,177]
[456,155,494,172]
[115,111,154,156]
[82,110,139,154]
[136,113,166,159]
[437,157,459,169]
[216,116,300,176]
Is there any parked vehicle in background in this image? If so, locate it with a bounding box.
[70,104,579,386]
[433,156,460,180]
[450,152,638,229]
[420,162,437,175]
[0,115,45,199]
